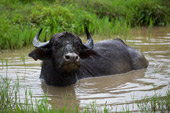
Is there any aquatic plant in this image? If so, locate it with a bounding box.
[0,73,170,112]
[0,74,56,113]
[136,90,170,112]
[1,59,4,69]
[20,55,26,73]
[20,55,26,65]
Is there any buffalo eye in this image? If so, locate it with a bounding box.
[74,42,82,49]
[53,41,62,48]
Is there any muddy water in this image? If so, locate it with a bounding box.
[0,27,170,112]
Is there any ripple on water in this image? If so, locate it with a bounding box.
[0,27,170,112]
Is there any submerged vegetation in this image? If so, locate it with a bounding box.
[0,0,170,49]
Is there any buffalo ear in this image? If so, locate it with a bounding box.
[79,49,99,58]
[29,48,52,61]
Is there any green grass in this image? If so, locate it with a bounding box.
[0,0,170,49]
[0,72,170,113]
[0,75,56,113]
[0,74,109,113]
[136,90,170,112]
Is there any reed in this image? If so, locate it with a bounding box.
[0,74,56,113]
[0,73,170,112]
[136,90,170,112]
[1,59,4,69]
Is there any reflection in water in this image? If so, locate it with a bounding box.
[0,27,170,112]
[41,80,78,110]
[76,69,146,110]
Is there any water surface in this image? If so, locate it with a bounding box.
[0,27,170,112]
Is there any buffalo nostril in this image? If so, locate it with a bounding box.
[76,56,78,59]
[65,55,70,60]
[64,53,80,62]
[75,56,80,61]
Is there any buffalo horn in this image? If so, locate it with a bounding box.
[33,28,50,48]
[83,27,94,49]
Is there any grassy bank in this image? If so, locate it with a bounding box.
[0,0,170,49]
[0,74,170,113]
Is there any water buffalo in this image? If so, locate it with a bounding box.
[29,28,148,86]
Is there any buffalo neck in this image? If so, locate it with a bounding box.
[40,59,78,86]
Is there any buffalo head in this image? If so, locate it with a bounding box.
[29,28,96,72]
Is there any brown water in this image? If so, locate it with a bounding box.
[0,27,170,112]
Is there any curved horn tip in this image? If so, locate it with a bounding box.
[35,28,43,40]
[40,28,43,31]
[38,28,43,35]
[85,27,89,35]
[84,27,94,49]
[33,28,50,48]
